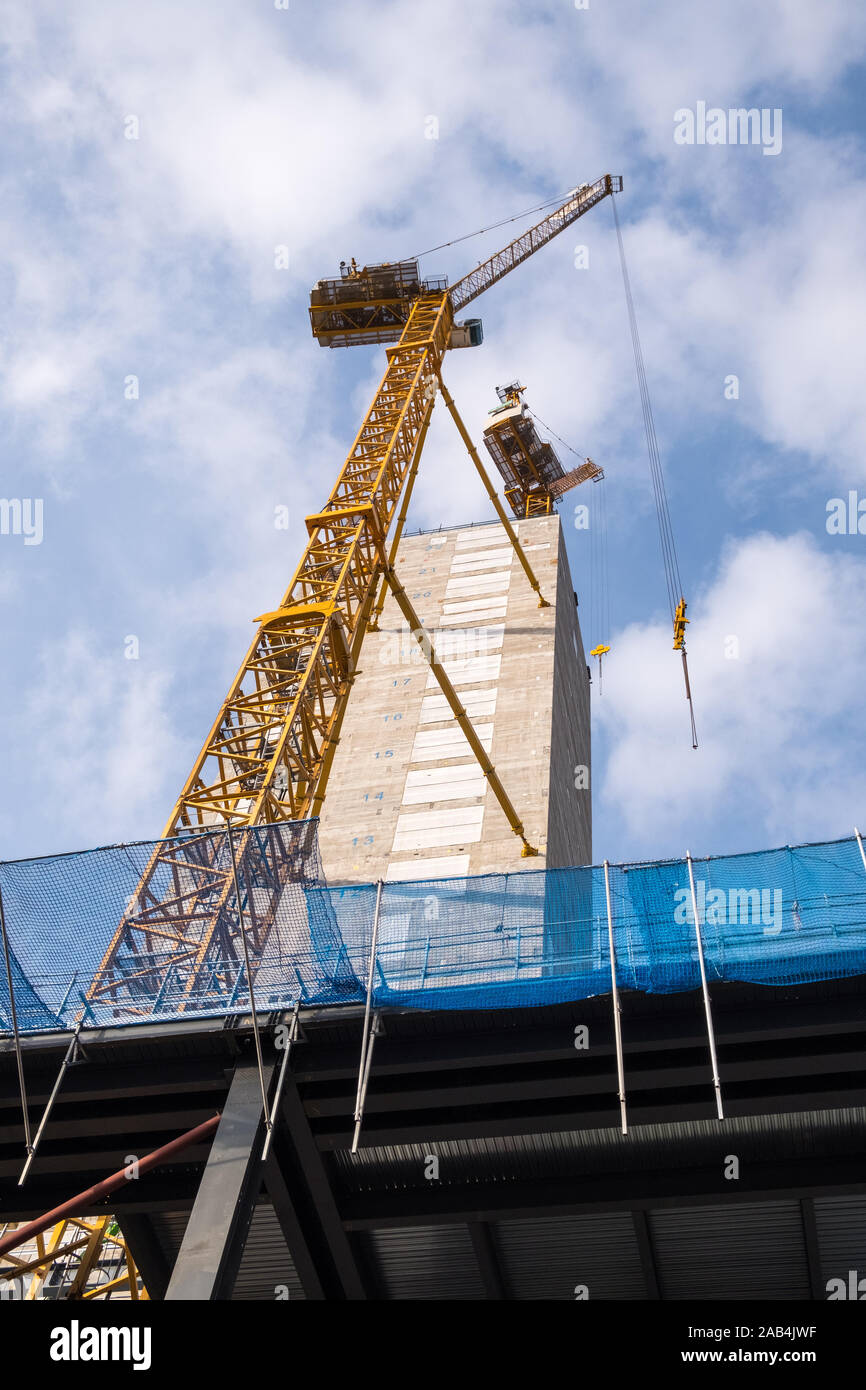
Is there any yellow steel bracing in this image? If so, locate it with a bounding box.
[383,566,538,856]
[367,395,435,633]
[436,377,550,608]
[0,1218,145,1300]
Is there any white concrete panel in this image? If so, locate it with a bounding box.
[442,595,509,615]
[406,762,485,788]
[419,689,497,723]
[432,623,505,652]
[450,547,513,571]
[425,654,502,688]
[393,804,485,851]
[522,543,551,552]
[444,572,511,598]
[439,611,508,628]
[402,764,487,804]
[386,855,471,882]
[410,724,494,760]
[456,527,508,548]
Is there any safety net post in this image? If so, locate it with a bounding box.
[686,851,724,1121]
[352,880,384,1153]
[0,884,33,1155]
[603,860,628,1135]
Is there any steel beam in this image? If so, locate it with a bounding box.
[468,1221,507,1299]
[166,1057,271,1301]
[800,1197,824,1300]
[261,1135,325,1301]
[274,1077,369,1300]
[341,1159,866,1230]
[632,1210,661,1299]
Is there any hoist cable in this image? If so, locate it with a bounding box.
[611,195,682,620]
[611,195,698,748]
[527,408,587,463]
[411,188,579,261]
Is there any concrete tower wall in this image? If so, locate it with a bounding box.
[316,513,591,884]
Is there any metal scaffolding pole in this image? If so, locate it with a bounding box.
[18,1021,84,1186]
[603,860,628,1135]
[261,1002,300,1164]
[854,826,866,876]
[686,851,724,1121]
[0,884,32,1155]
[353,881,384,1153]
[225,822,272,1144]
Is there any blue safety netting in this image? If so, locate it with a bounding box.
[1,825,865,1034]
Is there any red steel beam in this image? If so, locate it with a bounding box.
[0,1113,220,1259]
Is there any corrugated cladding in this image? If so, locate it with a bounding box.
[231,1205,305,1301]
[495,1212,646,1300]
[366,1223,486,1300]
[813,1195,866,1287]
[146,1203,305,1301]
[649,1201,811,1300]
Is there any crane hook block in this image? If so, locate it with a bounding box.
[673,597,689,651]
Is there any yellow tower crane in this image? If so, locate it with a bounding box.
[81,173,624,1023]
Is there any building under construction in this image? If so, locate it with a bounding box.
[317,513,591,885]
[2,173,866,1303]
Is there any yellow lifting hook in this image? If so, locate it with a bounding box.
[590,643,611,693]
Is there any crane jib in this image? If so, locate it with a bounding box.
[448,174,623,313]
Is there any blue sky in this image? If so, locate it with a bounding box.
[1,0,865,867]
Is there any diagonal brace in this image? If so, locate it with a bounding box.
[437,376,550,608]
[383,566,537,856]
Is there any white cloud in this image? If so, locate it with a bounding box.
[595,531,866,856]
[24,629,187,848]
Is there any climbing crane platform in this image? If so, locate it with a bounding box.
[483,381,604,517]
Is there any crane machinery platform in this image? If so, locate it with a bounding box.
[482,381,604,518]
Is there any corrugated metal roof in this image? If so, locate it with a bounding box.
[495,1212,646,1300]
[146,1204,305,1300]
[232,1205,305,1301]
[649,1202,811,1300]
[366,1224,486,1300]
[813,1195,866,1288]
[147,1211,189,1262]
